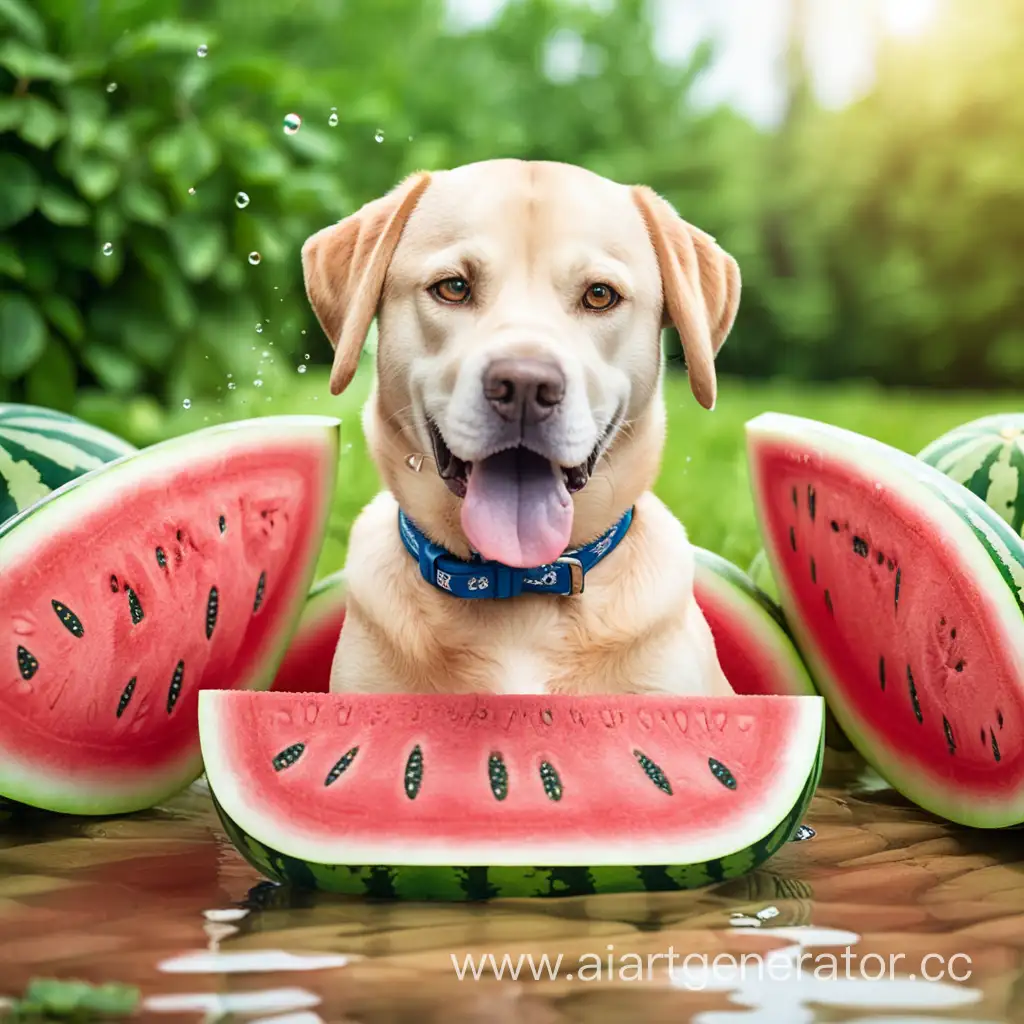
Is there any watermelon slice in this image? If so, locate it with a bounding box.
[919,414,1024,538]
[747,412,1024,827]
[692,549,814,698]
[200,691,824,900]
[0,404,136,524]
[0,416,339,815]
[270,571,346,694]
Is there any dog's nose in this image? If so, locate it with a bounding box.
[483,357,566,424]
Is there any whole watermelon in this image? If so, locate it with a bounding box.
[0,404,136,525]
[918,413,1024,537]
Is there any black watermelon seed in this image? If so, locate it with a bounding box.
[324,746,359,786]
[167,660,184,713]
[634,749,672,795]
[887,559,895,571]
[791,824,816,842]
[206,587,219,640]
[943,716,956,755]
[876,552,885,566]
[907,664,922,724]
[489,752,509,801]
[789,526,797,552]
[998,710,1004,729]
[539,760,563,801]
[879,656,886,690]
[273,743,305,771]
[852,536,869,558]
[791,486,798,509]
[126,586,144,625]
[156,547,167,569]
[810,557,817,584]
[824,590,834,616]
[51,600,84,638]
[807,485,816,521]
[176,529,183,542]
[253,572,267,614]
[404,745,424,799]
[16,646,38,681]
[992,730,1002,763]
[218,515,226,534]
[941,617,947,626]
[110,575,119,593]
[955,660,965,673]
[830,520,840,533]
[895,568,902,612]
[116,677,136,719]
[709,758,737,790]
[981,727,987,744]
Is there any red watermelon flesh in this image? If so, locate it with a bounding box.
[270,571,345,694]
[200,691,824,873]
[0,416,339,814]
[748,413,1024,827]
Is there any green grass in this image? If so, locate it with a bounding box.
[152,362,1022,580]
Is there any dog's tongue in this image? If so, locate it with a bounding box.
[461,447,573,568]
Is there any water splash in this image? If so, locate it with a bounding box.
[227,382,237,390]
[283,113,302,135]
[253,379,264,388]
[235,192,250,209]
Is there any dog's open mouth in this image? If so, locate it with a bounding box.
[427,421,606,500]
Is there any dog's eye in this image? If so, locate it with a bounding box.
[431,277,471,304]
[582,283,619,311]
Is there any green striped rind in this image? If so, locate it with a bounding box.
[748,549,782,604]
[0,416,340,814]
[694,547,790,635]
[210,724,824,902]
[919,414,1024,538]
[0,404,136,524]
[747,413,1024,827]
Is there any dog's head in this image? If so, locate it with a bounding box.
[302,160,740,567]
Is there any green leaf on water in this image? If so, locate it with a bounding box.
[11,976,140,1019]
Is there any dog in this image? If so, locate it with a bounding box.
[302,159,740,696]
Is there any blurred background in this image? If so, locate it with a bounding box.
[2,0,1022,572]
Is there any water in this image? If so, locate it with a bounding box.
[328,107,339,127]
[255,323,263,334]
[182,399,191,410]
[235,192,250,209]
[298,365,307,374]
[283,113,302,135]
[0,756,1017,1021]
[374,129,384,143]
[196,44,208,57]
[101,242,114,256]
[248,252,261,266]
[105,82,117,93]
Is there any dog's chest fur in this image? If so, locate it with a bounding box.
[330,491,724,697]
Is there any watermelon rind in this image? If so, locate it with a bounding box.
[747,549,782,604]
[0,403,136,524]
[747,412,1024,828]
[270,570,346,694]
[200,692,824,900]
[0,416,340,814]
[693,548,814,696]
[918,413,1024,538]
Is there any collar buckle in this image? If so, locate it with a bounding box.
[556,555,585,596]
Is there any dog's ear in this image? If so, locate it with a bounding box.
[302,171,432,395]
[631,186,741,411]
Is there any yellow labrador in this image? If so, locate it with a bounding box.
[302,159,740,696]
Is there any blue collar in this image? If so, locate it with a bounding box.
[398,507,634,599]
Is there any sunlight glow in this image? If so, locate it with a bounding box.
[880,0,942,38]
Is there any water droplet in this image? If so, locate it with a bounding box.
[253,379,264,388]
[248,251,261,266]
[303,352,310,360]
[197,43,208,57]
[297,365,307,374]
[227,382,237,390]
[261,350,270,358]
[188,187,196,195]
[255,324,263,334]
[342,443,353,453]
[373,129,384,143]
[101,242,114,256]
[235,191,250,209]
[226,373,233,379]
[106,82,117,93]
[328,111,339,127]
[301,330,307,336]
[283,112,302,135]
[182,399,192,410]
